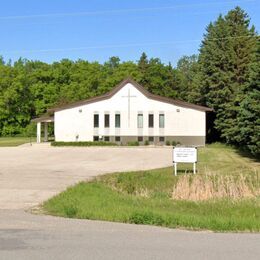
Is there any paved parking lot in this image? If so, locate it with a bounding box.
[0,144,172,209]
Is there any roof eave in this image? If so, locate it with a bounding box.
[48,77,213,113]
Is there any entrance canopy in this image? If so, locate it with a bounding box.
[31,115,54,143]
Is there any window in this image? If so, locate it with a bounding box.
[159,114,165,128]
[137,114,143,128]
[104,114,110,128]
[94,114,99,128]
[138,136,143,142]
[93,136,99,141]
[148,114,154,128]
[115,114,120,128]
[148,136,154,142]
[104,136,110,142]
[115,136,121,142]
[159,136,165,142]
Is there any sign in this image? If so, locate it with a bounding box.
[172,147,197,176]
[173,147,197,163]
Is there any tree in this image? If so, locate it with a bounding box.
[236,36,260,155]
[198,7,257,145]
[0,60,33,135]
[176,55,201,103]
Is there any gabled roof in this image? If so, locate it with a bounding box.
[48,78,213,112]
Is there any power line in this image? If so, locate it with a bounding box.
[1,35,258,54]
[0,0,256,20]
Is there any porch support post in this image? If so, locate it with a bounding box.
[37,122,41,143]
[44,122,48,142]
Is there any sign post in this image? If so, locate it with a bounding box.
[172,147,197,176]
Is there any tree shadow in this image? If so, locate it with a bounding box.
[233,147,260,163]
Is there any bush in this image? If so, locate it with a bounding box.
[166,140,171,146]
[171,140,177,146]
[23,123,37,137]
[144,140,149,146]
[127,141,139,146]
[51,141,117,147]
[172,140,181,146]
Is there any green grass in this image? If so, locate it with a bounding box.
[43,143,260,232]
[0,137,33,147]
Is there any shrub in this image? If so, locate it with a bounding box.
[166,140,171,146]
[127,141,139,146]
[172,140,181,146]
[144,140,149,146]
[171,140,177,146]
[51,141,117,147]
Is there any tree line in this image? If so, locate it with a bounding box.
[0,7,259,156]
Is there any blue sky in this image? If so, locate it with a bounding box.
[0,0,259,66]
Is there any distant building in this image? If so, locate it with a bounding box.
[32,78,212,145]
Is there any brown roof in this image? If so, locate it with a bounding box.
[48,78,213,113]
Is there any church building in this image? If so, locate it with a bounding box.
[32,78,212,146]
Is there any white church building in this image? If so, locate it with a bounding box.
[32,78,212,146]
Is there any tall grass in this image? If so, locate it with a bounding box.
[172,171,259,201]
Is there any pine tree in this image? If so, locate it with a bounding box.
[236,36,260,155]
[198,7,257,145]
[137,52,149,89]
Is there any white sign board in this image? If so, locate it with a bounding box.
[173,147,197,163]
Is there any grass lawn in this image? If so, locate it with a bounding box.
[0,137,33,147]
[43,143,260,232]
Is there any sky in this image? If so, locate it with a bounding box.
[0,0,259,66]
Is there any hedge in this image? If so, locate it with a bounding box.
[51,141,118,147]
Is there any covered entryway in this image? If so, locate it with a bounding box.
[31,115,54,143]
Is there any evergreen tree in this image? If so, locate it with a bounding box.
[198,7,257,144]
[236,36,260,155]
[137,52,150,88]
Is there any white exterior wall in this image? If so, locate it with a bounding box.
[54,83,206,142]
